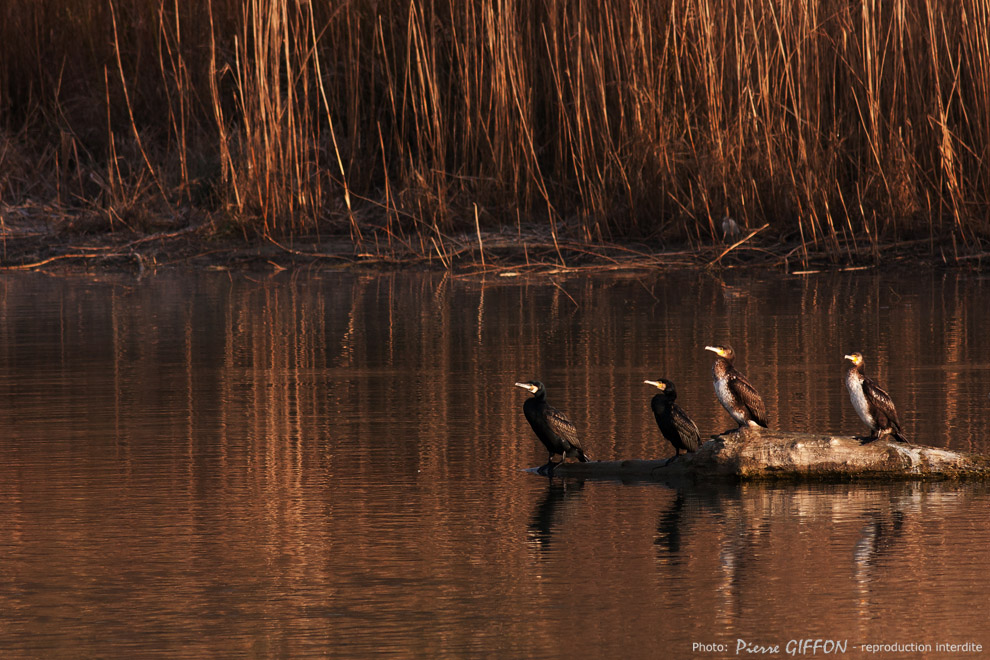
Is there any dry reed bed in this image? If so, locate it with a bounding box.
[1,0,989,266]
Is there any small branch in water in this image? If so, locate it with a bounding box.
[954,252,990,261]
[264,235,354,261]
[430,236,450,269]
[474,203,485,269]
[708,223,770,266]
[0,251,146,271]
[549,278,579,308]
[1,254,103,270]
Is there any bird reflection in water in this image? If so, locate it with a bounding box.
[854,508,907,581]
[651,485,774,626]
[527,480,585,554]
[854,502,909,625]
[653,487,740,565]
[714,490,773,625]
[654,491,687,564]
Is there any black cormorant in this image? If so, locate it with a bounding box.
[644,378,702,464]
[515,381,590,472]
[844,352,907,443]
[704,345,769,429]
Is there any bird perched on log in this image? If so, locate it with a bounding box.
[704,344,769,429]
[844,352,907,443]
[515,381,590,474]
[644,378,702,465]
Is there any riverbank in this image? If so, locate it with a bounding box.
[2,209,987,275]
[5,1,990,276]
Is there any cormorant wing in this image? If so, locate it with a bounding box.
[729,375,768,427]
[544,404,582,448]
[672,404,702,451]
[863,377,901,428]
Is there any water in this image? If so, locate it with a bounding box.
[0,269,988,658]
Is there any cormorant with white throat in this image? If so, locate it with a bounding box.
[704,344,769,429]
[515,381,590,472]
[844,352,907,443]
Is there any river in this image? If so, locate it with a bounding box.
[0,268,987,658]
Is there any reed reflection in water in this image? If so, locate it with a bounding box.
[0,270,987,658]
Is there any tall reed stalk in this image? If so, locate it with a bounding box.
[1,0,989,255]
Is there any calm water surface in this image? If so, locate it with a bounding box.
[0,269,988,658]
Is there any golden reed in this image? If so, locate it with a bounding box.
[1,0,988,258]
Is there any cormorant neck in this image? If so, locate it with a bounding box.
[653,392,672,410]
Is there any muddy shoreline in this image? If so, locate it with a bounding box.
[1,219,987,275]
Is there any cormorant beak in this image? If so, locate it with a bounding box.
[843,354,860,365]
[514,382,538,393]
[643,380,664,390]
[704,345,723,356]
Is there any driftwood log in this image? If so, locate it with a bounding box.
[535,427,990,482]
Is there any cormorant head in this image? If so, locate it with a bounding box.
[844,352,865,367]
[514,381,545,396]
[704,344,735,361]
[644,378,677,398]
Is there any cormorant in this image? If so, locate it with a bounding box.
[704,345,769,429]
[514,381,590,472]
[844,352,907,443]
[644,378,702,464]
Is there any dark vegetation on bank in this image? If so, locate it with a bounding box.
[2,0,990,271]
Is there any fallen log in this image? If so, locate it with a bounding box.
[533,427,990,482]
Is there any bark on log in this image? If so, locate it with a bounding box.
[535,427,990,481]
